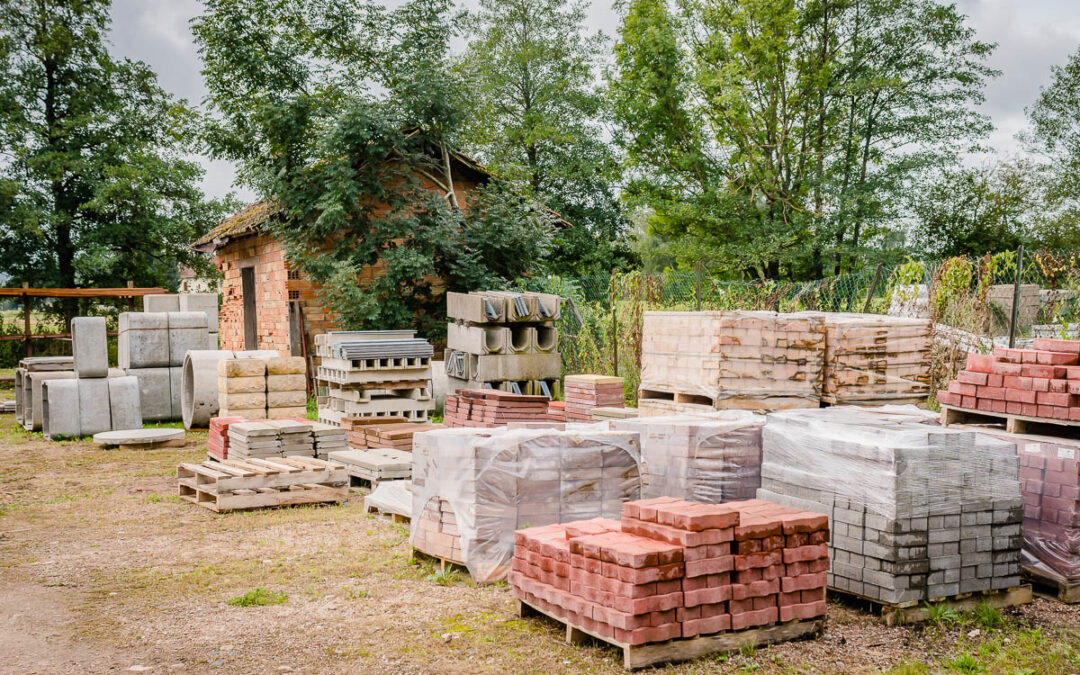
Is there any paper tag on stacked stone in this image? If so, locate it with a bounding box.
[564,375,625,422]
[640,311,825,414]
[264,419,314,457]
[266,356,308,419]
[410,426,642,582]
[339,415,408,448]
[822,314,931,404]
[443,389,552,428]
[218,357,267,418]
[444,291,562,398]
[208,416,247,460]
[328,447,413,484]
[227,421,281,459]
[611,411,764,503]
[758,407,1022,604]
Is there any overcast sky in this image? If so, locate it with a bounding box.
[108,0,1080,204]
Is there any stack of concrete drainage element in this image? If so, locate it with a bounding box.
[444,291,563,397]
[144,293,220,349]
[40,317,143,439]
[15,356,75,432]
[758,407,1023,603]
[314,331,435,425]
[118,309,210,422]
[217,356,307,419]
[410,426,642,582]
[610,411,764,503]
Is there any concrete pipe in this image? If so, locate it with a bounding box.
[181,349,234,430]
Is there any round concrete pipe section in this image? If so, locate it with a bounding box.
[181,350,235,430]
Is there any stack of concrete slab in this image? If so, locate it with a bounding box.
[444,291,563,397]
[328,447,413,485]
[822,314,932,404]
[267,419,314,456]
[227,421,281,459]
[119,310,209,421]
[611,411,764,503]
[563,375,624,422]
[443,389,552,427]
[15,356,75,432]
[640,311,826,414]
[314,331,435,425]
[758,407,1023,604]
[144,293,220,349]
[410,426,642,582]
[265,357,307,419]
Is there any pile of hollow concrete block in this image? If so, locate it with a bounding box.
[16,356,75,432]
[144,293,219,349]
[444,291,562,397]
[41,317,142,439]
[119,310,209,421]
[758,407,1023,604]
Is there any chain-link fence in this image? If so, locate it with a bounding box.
[522,248,1080,402]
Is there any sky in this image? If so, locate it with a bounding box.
[108,0,1080,204]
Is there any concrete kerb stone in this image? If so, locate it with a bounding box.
[71,316,108,378]
[78,378,112,436]
[118,311,170,369]
[167,311,209,367]
[25,371,77,431]
[42,379,80,440]
[143,294,179,313]
[181,350,235,430]
[108,376,143,431]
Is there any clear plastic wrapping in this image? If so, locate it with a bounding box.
[822,314,932,403]
[410,427,643,583]
[610,411,764,503]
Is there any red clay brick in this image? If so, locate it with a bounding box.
[730,606,779,630]
[966,353,995,373]
[1038,351,1078,366]
[654,502,741,531]
[614,622,682,646]
[1034,338,1080,354]
[782,544,829,564]
[685,556,735,577]
[735,551,783,571]
[730,578,780,600]
[957,370,988,385]
[779,600,827,622]
[682,614,731,638]
[991,361,1023,375]
[683,585,733,607]
[781,572,828,593]
[987,373,1004,387]
[610,591,683,615]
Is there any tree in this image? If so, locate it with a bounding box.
[609,0,996,280]
[0,0,232,321]
[193,0,555,335]
[456,0,636,276]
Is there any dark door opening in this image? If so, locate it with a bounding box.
[241,266,258,350]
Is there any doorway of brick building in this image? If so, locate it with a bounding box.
[241,266,257,350]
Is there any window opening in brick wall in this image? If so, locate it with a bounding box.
[288,290,300,300]
[287,269,301,280]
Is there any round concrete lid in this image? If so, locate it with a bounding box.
[93,428,186,445]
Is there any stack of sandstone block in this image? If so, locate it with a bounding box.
[822,314,932,404]
[218,356,308,419]
[265,357,308,418]
[611,411,764,503]
[119,310,209,421]
[207,416,246,460]
[314,331,435,424]
[411,426,642,582]
[564,375,625,422]
[443,389,551,428]
[444,291,562,397]
[508,497,829,646]
[938,338,1080,421]
[15,356,75,432]
[759,407,1022,603]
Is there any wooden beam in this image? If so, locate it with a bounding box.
[0,286,169,298]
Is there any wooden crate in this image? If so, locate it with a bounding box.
[177,456,348,512]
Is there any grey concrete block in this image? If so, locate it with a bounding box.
[170,366,183,419]
[178,293,219,333]
[78,378,112,435]
[125,368,173,421]
[118,312,169,369]
[72,316,108,378]
[208,332,219,350]
[144,294,179,313]
[25,371,76,431]
[42,379,80,439]
[167,312,208,367]
[108,376,143,431]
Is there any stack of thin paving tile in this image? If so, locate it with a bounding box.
[640,311,826,413]
[592,407,639,421]
[611,412,764,503]
[443,389,552,428]
[266,419,314,457]
[508,498,828,646]
[759,407,1022,603]
[411,426,643,582]
[304,421,348,458]
[227,421,281,459]
[207,416,247,460]
[564,375,625,422]
[340,415,408,448]
[365,422,446,450]
[328,447,413,485]
[547,400,567,423]
[314,331,434,424]
[822,314,932,404]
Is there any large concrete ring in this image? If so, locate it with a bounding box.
[181,350,234,430]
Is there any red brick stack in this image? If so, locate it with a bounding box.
[443,390,551,428]
[508,498,829,646]
[207,416,247,460]
[937,339,1080,421]
[564,375,625,422]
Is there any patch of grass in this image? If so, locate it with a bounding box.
[924,602,960,626]
[426,567,461,586]
[227,588,288,607]
[739,640,757,657]
[946,651,984,673]
[144,493,183,504]
[974,602,1003,630]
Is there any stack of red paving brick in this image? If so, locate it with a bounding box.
[207,416,247,460]
[547,400,567,423]
[443,389,551,428]
[563,375,625,422]
[508,497,828,647]
[938,338,1080,421]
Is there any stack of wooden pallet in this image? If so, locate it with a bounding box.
[443,389,552,428]
[177,456,348,512]
[314,331,435,425]
[564,375,625,422]
[410,426,642,582]
[207,416,247,460]
[822,314,932,405]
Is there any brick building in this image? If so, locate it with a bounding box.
[191,150,550,357]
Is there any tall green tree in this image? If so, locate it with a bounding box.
[0,0,232,319]
[610,0,996,279]
[456,0,636,276]
[194,0,555,335]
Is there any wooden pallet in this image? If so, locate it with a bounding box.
[829,584,1032,626]
[819,394,926,407]
[366,503,410,523]
[517,598,824,670]
[177,456,348,512]
[411,547,469,575]
[940,404,1080,435]
[1023,564,1080,603]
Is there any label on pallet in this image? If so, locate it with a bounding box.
[1058,446,1076,460]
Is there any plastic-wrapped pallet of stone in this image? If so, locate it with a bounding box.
[640,311,825,413]
[410,426,643,583]
[758,407,1023,604]
[610,411,764,503]
[821,314,932,404]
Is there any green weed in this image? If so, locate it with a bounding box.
[946,652,984,673]
[426,567,461,586]
[974,602,1003,630]
[924,602,960,626]
[227,588,288,607]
